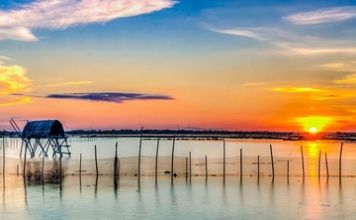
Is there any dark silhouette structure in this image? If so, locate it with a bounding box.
[11,119,70,158]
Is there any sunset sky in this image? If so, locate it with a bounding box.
[1,0,356,132]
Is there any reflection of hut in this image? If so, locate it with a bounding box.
[16,120,70,158]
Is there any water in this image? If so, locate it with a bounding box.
[1,138,356,219]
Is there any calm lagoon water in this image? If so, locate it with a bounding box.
[1,138,356,219]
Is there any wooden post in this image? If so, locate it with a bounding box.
[223,139,226,182]
[325,152,329,179]
[114,142,118,178]
[41,155,45,181]
[205,155,208,182]
[16,165,19,176]
[23,143,27,177]
[270,144,274,181]
[155,139,160,181]
[257,155,260,182]
[318,150,321,181]
[170,136,176,183]
[189,151,192,182]
[240,148,243,181]
[301,145,305,180]
[137,127,143,181]
[59,156,62,182]
[339,142,343,183]
[185,156,188,180]
[79,153,82,186]
[94,145,98,178]
[287,160,290,183]
[2,136,5,179]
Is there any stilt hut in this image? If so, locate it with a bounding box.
[12,119,70,158]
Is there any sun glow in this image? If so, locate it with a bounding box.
[296,116,332,133]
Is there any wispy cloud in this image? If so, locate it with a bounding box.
[45,92,174,103]
[208,26,356,56]
[44,81,93,88]
[334,73,356,84]
[272,87,324,93]
[0,62,32,106]
[0,0,176,41]
[241,82,266,87]
[319,61,356,72]
[284,6,356,25]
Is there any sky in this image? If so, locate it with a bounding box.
[1,0,356,132]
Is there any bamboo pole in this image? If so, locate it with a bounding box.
[205,155,208,182]
[257,155,260,182]
[137,127,143,181]
[41,155,45,181]
[287,160,290,183]
[325,152,329,179]
[240,148,243,181]
[114,142,118,178]
[155,139,160,181]
[339,142,343,183]
[79,153,82,186]
[94,145,98,178]
[2,137,5,178]
[318,150,321,181]
[23,143,27,177]
[223,139,226,182]
[270,144,274,181]
[170,136,176,183]
[185,156,188,181]
[301,145,305,180]
[189,151,192,182]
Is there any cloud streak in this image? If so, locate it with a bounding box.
[285,6,356,25]
[272,87,324,93]
[0,0,176,41]
[44,81,93,88]
[45,92,174,103]
[208,26,356,56]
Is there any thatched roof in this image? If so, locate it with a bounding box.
[22,120,65,139]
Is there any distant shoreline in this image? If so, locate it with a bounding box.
[2,129,354,141]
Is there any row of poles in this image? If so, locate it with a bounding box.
[82,136,345,185]
[0,135,345,186]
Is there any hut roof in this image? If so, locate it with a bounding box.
[22,120,65,139]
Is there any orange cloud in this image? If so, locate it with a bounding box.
[0,63,31,105]
[272,87,323,93]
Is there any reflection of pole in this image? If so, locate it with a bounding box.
[325,152,329,179]
[270,145,274,181]
[301,145,305,180]
[339,142,343,183]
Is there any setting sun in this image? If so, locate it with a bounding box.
[296,116,332,133]
[308,127,318,134]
